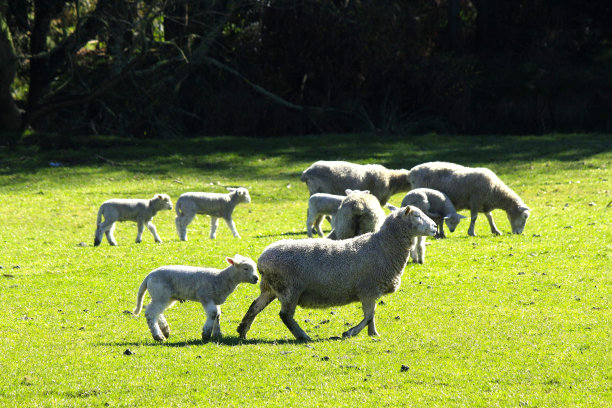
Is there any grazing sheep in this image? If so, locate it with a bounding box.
[408,161,530,236]
[327,189,386,240]
[237,206,437,342]
[305,193,345,237]
[133,255,258,342]
[175,187,251,240]
[300,160,411,205]
[93,194,173,246]
[400,188,466,238]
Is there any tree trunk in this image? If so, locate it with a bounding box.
[0,8,21,132]
[447,0,461,49]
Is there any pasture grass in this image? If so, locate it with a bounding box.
[0,133,610,407]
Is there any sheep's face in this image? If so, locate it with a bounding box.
[508,206,530,234]
[153,194,173,210]
[403,206,437,237]
[227,255,259,284]
[444,213,467,233]
[230,187,251,204]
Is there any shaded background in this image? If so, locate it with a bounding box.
[1,0,611,140]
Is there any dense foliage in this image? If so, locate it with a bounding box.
[1,0,612,139]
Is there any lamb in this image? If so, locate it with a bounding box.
[175,187,251,240]
[399,188,466,239]
[407,161,530,236]
[133,255,258,342]
[305,193,345,237]
[237,205,437,342]
[300,160,411,205]
[326,189,386,240]
[93,194,173,246]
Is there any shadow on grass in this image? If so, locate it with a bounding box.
[102,335,343,348]
[1,133,611,179]
[255,231,307,239]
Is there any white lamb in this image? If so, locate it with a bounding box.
[300,160,411,205]
[305,193,344,237]
[237,206,437,342]
[408,161,530,236]
[175,187,251,240]
[93,194,173,246]
[326,189,386,240]
[133,255,259,342]
[400,188,466,238]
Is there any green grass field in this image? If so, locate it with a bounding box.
[0,133,610,407]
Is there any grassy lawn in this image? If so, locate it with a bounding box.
[0,133,610,407]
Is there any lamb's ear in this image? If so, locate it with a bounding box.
[226,257,235,265]
[345,189,353,195]
[155,194,162,199]
[386,203,399,212]
[457,214,467,219]
[227,187,237,192]
[404,206,413,215]
[362,190,370,194]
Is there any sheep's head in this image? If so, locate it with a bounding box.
[228,187,251,204]
[507,205,530,234]
[227,254,258,284]
[392,205,437,237]
[444,212,467,233]
[152,194,173,210]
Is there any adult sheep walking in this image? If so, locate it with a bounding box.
[407,161,530,236]
[300,160,411,206]
[237,206,437,342]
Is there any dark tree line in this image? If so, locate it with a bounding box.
[1,0,612,142]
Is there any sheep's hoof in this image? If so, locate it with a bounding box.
[93,239,101,246]
[342,330,355,338]
[153,334,166,342]
[201,332,212,342]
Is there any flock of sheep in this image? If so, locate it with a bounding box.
[93,160,530,342]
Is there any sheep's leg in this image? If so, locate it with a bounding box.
[209,217,219,239]
[306,209,315,238]
[224,217,241,238]
[201,301,219,341]
[485,212,502,235]
[146,221,162,243]
[409,236,418,263]
[105,223,117,246]
[416,236,426,264]
[158,314,170,339]
[278,296,311,342]
[314,214,325,237]
[343,298,377,338]
[94,223,106,246]
[437,221,446,239]
[211,306,222,338]
[136,221,145,243]
[237,290,276,339]
[468,209,478,236]
[175,212,195,241]
[145,300,170,342]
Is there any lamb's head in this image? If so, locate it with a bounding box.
[227,254,258,284]
[228,187,251,204]
[444,212,467,233]
[345,189,370,195]
[386,205,437,238]
[151,194,173,211]
[507,205,530,234]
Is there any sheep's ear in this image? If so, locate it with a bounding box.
[457,214,467,219]
[226,257,235,265]
[227,187,236,192]
[362,190,370,194]
[155,194,162,199]
[404,206,412,215]
[386,203,398,212]
[345,189,353,195]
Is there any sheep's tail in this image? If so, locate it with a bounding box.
[133,277,148,315]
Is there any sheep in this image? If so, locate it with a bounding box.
[93,194,173,246]
[305,193,345,237]
[407,161,530,236]
[399,188,466,239]
[133,255,258,342]
[326,189,386,240]
[175,187,251,240]
[237,205,437,342]
[300,160,411,206]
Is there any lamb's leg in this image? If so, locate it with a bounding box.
[314,214,325,237]
[158,314,170,339]
[278,295,311,342]
[468,208,478,236]
[146,221,162,243]
[211,306,222,338]
[343,298,377,338]
[105,223,117,246]
[409,236,418,263]
[416,236,426,264]
[237,290,276,339]
[485,212,502,235]
[209,217,219,239]
[94,223,105,246]
[306,209,314,238]
[224,217,241,238]
[201,301,220,341]
[145,300,170,342]
[136,221,145,243]
[175,211,195,241]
